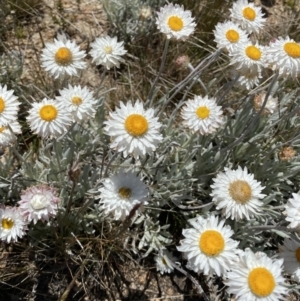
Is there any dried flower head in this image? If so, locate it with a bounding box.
[175,55,190,69]
[253,93,278,115]
[279,146,296,161]
[139,6,152,20]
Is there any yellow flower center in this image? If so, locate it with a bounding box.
[284,42,300,58]
[2,218,14,230]
[118,187,132,199]
[167,16,184,31]
[248,267,275,297]
[104,46,113,54]
[243,7,256,21]
[39,105,58,122]
[229,180,252,203]
[245,46,261,60]
[54,47,73,66]
[0,126,5,133]
[0,97,5,113]
[225,29,240,43]
[196,106,210,119]
[124,114,148,137]
[199,230,225,256]
[295,247,300,262]
[72,96,83,106]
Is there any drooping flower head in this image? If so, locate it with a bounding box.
[41,33,86,78]
[155,249,176,274]
[230,0,265,34]
[226,248,288,301]
[56,84,98,122]
[236,71,261,90]
[0,84,20,126]
[181,95,224,135]
[104,100,163,158]
[284,193,300,228]
[177,215,240,276]
[0,120,22,146]
[99,171,148,221]
[214,21,249,52]
[89,36,127,70]
[265,36,300,78]
[26,98,72,138]
[18,185,60,224]
[278,238,300,283]
[0,206,27,243]
[156,3,196,40]
[210,166,266,220]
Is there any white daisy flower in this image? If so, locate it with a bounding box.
[229,41,265,77]
[0,206,27,243]
[156,3,196,40]
[99,171,148,221]
[214,21,249,52]
[26,98,72,138]
[236,71,261,90]
[56,84,98,122]
[0,84,20,126]
[177,215,240,276]
[253,92,278,114]
[104,100,163,158]
[155,249,176,274]
[284,193,300,228]
[41,34,86,78]
[226,248,288,301]
[230,0,266,34]
[181,95,223,135]
[265,36,300,78]
[210,166,266,221]
[278,238,300,283]
[18,185,60,224]
[90,36,127,70]
[0,120,22,146]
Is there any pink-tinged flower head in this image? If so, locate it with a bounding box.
[18,185,60,224]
